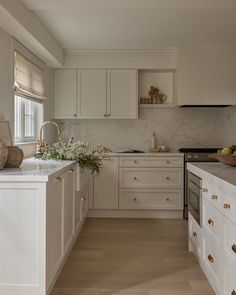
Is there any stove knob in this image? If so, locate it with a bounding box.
[187,155,193,159]
[194,155,199,159]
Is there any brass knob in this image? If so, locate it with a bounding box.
[134,177,137,180]
[208,218,214,227]
[73,114,77,117]
[211,194,218,200]
[193,232,197,238]
[202,188,208,192]
[134,160,137,164]
[56,176,62,182]
[232,244,236,254]
[81,196,86,202]
[166,176,170,180]
[70,168,74,173]
[107,114,111,117]
[134,198,137,201]
[232,290,236,295]
[166,198,170,202]
[166,160,170,164]
[104,114,107,117]
[208,254,214,263]
[223,203,231,209]
[102,156,111,160]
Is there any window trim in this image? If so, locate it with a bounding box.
[12,39,46,145]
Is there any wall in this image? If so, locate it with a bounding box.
[0,26,55,158]
[59,107,236,152]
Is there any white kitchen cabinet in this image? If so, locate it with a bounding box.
[0,160,90,295]
[107,69,137,119]
[94,156,119,209]
[54,69,77,119]
[77,69,107,119]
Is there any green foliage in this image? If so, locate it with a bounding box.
[41,136,110,174]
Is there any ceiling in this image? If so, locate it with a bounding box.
[22,0,236,50]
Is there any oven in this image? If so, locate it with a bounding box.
[188,171,202,226]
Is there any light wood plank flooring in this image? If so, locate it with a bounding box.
[51,218,215,295]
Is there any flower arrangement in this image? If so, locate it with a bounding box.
[41,135,110,174]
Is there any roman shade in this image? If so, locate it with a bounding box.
[14,51,46,102]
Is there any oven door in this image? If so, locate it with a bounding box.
[188,173,202,226]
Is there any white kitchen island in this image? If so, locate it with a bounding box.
[0,158,90,295]
[187,162,236,295]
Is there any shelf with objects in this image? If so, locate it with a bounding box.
[138,69,176,108]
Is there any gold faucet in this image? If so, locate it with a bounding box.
[36,121,61,155]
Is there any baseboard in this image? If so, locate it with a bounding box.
[88,209,183,219]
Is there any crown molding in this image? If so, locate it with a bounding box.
[65,48,178,56]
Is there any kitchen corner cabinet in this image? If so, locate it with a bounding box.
[94,156,119,209]
[53,69,138,119]
[54,69,77,119]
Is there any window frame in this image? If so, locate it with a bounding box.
[12,40,46,144]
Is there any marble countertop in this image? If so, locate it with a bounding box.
[187,162,236,187]
[0,158,76,182]
[104,152,184,157]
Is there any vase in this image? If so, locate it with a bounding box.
[0,140,8,170]
[5,146,24,168]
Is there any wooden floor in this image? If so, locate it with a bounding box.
[51,218,215,295]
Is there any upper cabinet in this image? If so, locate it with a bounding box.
[78,70,107,119]
[54,69,138,119]
[54,70,77,119]
[176,45,236,106]
[107,70,137,119]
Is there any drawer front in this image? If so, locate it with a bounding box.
[119,189,183,210]
[189,213,202,253]
[119,156,183,168]
[203,199,224,246]
[119,168,183,189]
[224,218,236,271]
[203,236,224,291]
[224,264,236,295]
[202,180,222,211]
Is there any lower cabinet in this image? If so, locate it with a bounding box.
[94,156,119,209]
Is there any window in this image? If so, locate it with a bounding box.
[14,50,46,143]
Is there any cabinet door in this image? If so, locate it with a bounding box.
[107,69,137,119]
[54,70,77,119]
[46,175,63,286]
[78,70,107,118]
[94,157,119,209]
[63,167,75,252]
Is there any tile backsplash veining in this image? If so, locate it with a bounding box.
[59,108,236,152]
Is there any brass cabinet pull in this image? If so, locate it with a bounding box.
[104,114,107,117]
[208,254,214,263]
[70,168,74,173]
[102,156,111,160]
[134,177,137,180]
[107,114,111,117]
[56,176,62,182]
[166,198,170,202]
[232,244,236,254]
[232,290,236,295]
[193,232,197,238]
[166,160,170,164]
[73,114,77,117]
[166,176,170,180]
[223,203,231,209]
[81,196,86,202]
[202,188,208,192]
[211,194,218,200]
[134,198,137,201]
[134,160,138,164]
[208,218,214,227]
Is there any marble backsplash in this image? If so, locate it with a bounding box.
[59,107,236,152]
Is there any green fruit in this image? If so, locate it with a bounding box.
[221,147,232,155]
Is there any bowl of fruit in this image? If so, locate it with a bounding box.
[209,145,236,167]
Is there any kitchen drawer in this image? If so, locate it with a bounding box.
[119,156,183,168]
[221,192,236,225]
[203,199,224,247]
[189,212,202,255]
[119,189,183,210]
[224,218,236,272]
[202,180,222,212]
[119,168,183,189]
[224,264,236,295]
[203,235,224,293]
